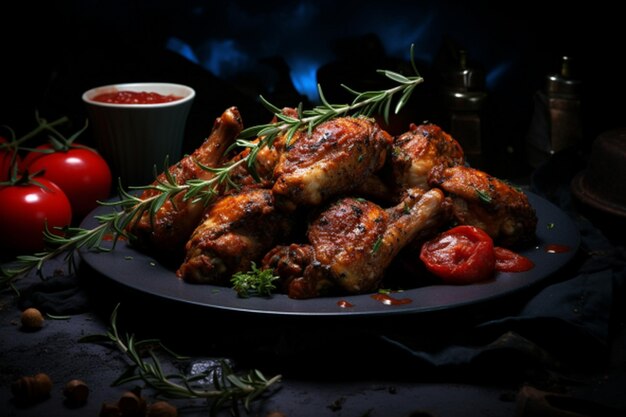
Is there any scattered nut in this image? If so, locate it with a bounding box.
[20,307,44,330]
[99,402,122,417]
[63,379,89,404]
[11,372,53,404]
[146,400,178,417]
[118,390,146,416]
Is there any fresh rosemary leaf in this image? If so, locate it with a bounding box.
[475,188,492,204]
[371,236,383,254]
[381,69,412,84]
[259,94,283,114]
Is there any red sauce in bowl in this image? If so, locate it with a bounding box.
[91,90,183,104]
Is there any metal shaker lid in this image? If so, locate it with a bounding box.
[547,56,581,97]
[441,50,486,92]
[441,50,486,111]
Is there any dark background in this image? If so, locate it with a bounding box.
[1,0,623,179]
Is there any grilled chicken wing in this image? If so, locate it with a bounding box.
[262,188,447,298]
[126,107,243,261]
[272,116,392,208]
[428,164,537,247]
[391,123,465,192]
[177,187,294,285]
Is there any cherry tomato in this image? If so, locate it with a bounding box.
[23,144,112,219]
[0,177,72,253]
[494,246,534,272]
[420,225,496,284]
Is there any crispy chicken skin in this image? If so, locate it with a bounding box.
[177,187,293,285]
[126,107,243,260]
[272,116,392,207]
[391,122,465,192]
[428,164,537,247]
[263,188,447,298]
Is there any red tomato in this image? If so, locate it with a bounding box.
[0,177,72,253]
[23,144,112,219]
[494,247,534,272]
[420,225,496,284]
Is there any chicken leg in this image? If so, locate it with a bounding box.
[263,188,447,298]
[126,107,243,262]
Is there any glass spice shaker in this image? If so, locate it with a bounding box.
[547,56,583,154]
[526,56,582,168]
[440,50,488,169]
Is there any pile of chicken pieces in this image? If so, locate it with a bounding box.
[126,107,537,299]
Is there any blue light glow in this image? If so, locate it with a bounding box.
[165,37,199,64]
[201,39,250,77]
[486,60,513,90]
[288,58,322,103]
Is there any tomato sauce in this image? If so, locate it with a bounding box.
[92,90,183,104]
[337,300,354,308]
[545,243,571,254]
[370,293,412,306]
[494,247,534,273]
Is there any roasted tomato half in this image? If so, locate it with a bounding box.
[420,225,496,284]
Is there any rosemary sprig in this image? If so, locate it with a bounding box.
[233,44,423,157]
[231,262,279,298]
[80,304,281,416]
[0,44,424,291]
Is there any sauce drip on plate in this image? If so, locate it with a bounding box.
[370,293,412,306]
[545,243,571,254]
[494,247,535,273]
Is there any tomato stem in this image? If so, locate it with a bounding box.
[10,114,70,147]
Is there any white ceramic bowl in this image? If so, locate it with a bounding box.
[82,82,195,186]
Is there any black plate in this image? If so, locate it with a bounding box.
[78,192,580,317]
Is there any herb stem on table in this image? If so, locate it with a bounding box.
[81,304,281,416]
[0,44,424,291]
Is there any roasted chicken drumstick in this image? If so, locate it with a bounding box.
[126,107,243,261]
[262,188,447,298]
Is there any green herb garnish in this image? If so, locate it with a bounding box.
[475,188,492,204]
[231,262,279,298]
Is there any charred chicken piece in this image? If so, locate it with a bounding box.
[272,116,392,208]
[263,188,447,298]
[428,164,537,247]
[177,187,294,285]
[126,107,243,261]
[261,244,322,296]
[391,123,465,192]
